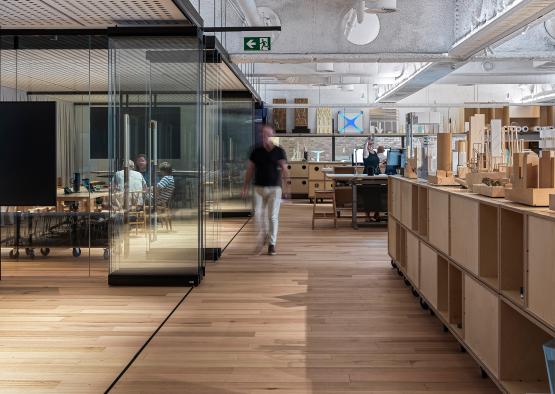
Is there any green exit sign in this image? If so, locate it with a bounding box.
[244,37,271,51]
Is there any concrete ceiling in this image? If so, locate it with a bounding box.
[194,0,555,103]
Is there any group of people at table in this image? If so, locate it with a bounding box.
[112,154,175,209]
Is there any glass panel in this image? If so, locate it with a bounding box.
[0,34,107,277]
[221,99,254,214]
[107,35,203,285]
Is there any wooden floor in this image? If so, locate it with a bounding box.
[110,203,500,394]
[0,217,248,393]
[0,277,187,393]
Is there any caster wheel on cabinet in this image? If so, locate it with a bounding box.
[40,248,50,256]
[103,249,110,260]
[72,248,81,257]
[419,298,429,311]
[9,250,19,259]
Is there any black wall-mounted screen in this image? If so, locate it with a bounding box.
[90,107,181,160]
[0,102,57,206]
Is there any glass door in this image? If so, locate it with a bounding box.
[107,33,203,286]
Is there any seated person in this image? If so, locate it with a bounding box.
[377,146,387,174]
[112,160,147,206]
[135,153,152,186]
[152,162,175,208]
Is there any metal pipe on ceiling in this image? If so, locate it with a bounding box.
[235,0,263,26]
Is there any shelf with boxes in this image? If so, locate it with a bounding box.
[286,161,354,200]
[388,175,555,394]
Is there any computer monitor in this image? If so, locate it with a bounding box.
[386,148,404,175]
[386,149,402,167]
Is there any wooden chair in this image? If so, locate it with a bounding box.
[312,190,337,229]
[157,198,173,231]
[128,192,146,235]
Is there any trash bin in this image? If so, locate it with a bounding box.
[544,338,555,394]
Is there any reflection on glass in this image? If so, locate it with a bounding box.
[107,36,202,285]
[221,100,254,214]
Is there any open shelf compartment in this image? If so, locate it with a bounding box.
[448,264,464,337]
[479,203,499,289]
[499,300,553,394]
[418,187,428,238]
[437,255,449,318]
[499,208,525,306]
[411,184,419,232]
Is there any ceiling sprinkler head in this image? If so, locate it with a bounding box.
[364,0,398,13]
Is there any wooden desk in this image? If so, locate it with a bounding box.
[327,174,389,229]
[56,190,109,212]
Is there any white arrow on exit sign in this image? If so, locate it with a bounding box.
[246,39,256,49]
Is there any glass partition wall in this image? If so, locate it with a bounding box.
[221,99,255,214]
[107,34,204,285]
[0,34,108,278]
[203,62,223,261]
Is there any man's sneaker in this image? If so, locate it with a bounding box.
[268,244,276,256]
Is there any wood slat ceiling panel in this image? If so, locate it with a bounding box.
[0,0,187,28]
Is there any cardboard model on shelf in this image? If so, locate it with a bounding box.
[474,184,506,198]
[316,107,333,134]
[272,98,287,133]
[404,148,418,179]
[293,98,310,133]
[505,151,555,206]
[428,133,458,185]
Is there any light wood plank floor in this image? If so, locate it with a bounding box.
[111,203,500,394]
[0,216,248,393]
[0,277,188,393]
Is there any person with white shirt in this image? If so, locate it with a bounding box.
[113,160,147,206]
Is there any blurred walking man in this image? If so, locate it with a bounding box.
[242,125,289,255]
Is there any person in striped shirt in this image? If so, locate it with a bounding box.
[154,162,175,208]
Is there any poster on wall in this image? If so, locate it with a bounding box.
[337,111,364,134]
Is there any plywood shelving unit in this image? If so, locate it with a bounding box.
[418,187,428,238]
[448,264,464,336]
[479,203,499,289]
[499,208,525,306]
[388,176,555,394]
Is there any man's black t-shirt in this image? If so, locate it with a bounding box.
[249,145,287,187]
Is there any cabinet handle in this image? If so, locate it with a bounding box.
[302,165,306,170]
[302,181,306,185]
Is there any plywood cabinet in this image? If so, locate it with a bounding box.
[527,216,555,327]
[388,177,555,393]
[388,219,397,261]
[288,178,308,194]
[405,232,419,286]
[401,181,413,228]
[390,178,402,220]
[288,162,308,178]
[465,275,499,378]
[450,195,479,275]
[428,189,449,254]
[420,242,438,308]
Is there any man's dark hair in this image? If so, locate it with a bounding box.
[135,153,146,161]
[159,161,173,176]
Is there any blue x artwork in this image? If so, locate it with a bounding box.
[339,111,364,133]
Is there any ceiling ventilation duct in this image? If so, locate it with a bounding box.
[364,0,398,13]
[545,16,555,41]
[316,63,335,73]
